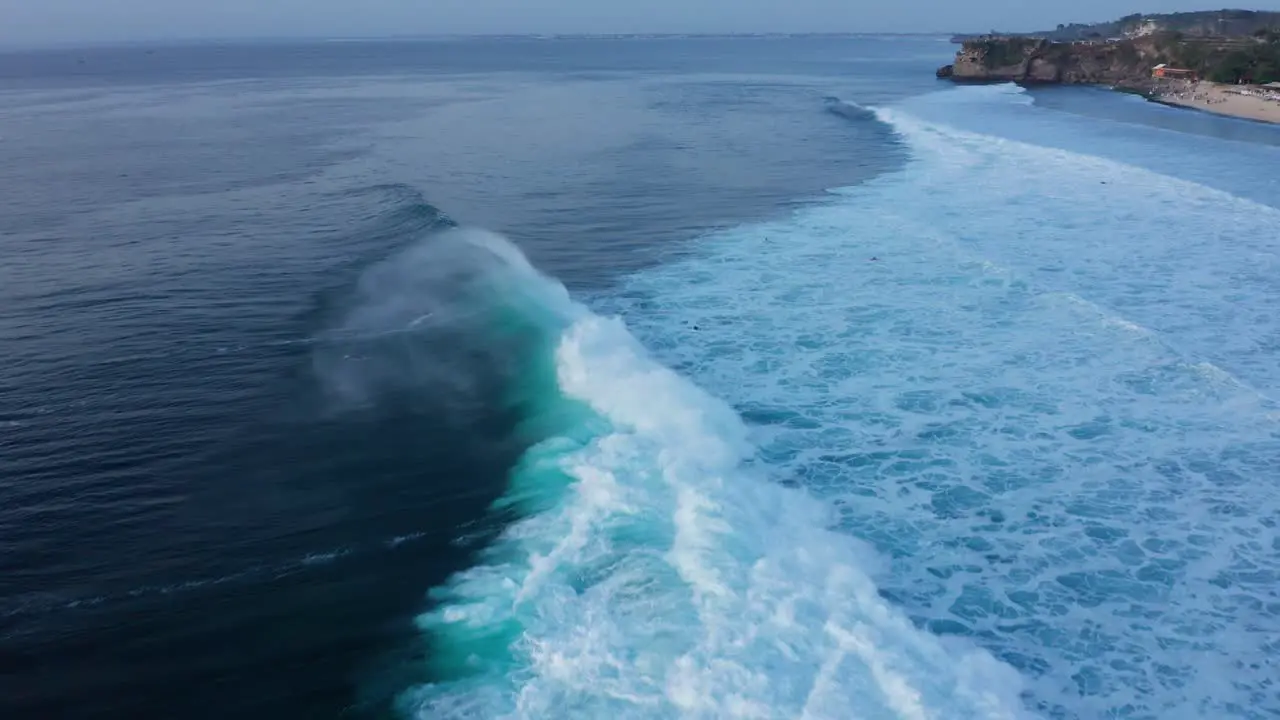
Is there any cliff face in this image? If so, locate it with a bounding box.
[939,32,1278,87]
[941,37,1167,88]
[941,10,1280,87]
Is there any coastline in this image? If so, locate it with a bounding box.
[936,26,1280,127]
[1147,80,1280,124]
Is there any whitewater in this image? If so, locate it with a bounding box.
[396,85,1280,719]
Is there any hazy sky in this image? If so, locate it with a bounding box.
[3,0,1280,46]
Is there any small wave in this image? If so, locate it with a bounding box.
[388,532,427,548]
[823,95,877,122]
[301,549,352,566]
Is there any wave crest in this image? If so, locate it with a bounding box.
[398,232,1027,719]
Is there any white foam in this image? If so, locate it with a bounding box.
[408,286,1029,718]
[589,92,1280,719]
[389,532,427,548]
[406,88,1280,719]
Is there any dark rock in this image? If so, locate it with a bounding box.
[939,30,1270,91]
[943,35,1155,86]
[1027,57,1063,83]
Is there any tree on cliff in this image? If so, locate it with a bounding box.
[1207,41,1280,84]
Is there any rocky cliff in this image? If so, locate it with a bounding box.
[939,36,1160,87]
[938,31,1278,87]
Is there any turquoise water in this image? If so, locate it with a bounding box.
[406,85,1280,719]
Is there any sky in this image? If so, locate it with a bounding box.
[2,0,1279,47]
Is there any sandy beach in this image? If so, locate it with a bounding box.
[1153,80,1280,124]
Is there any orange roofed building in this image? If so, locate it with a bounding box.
[1152,64,1199,81]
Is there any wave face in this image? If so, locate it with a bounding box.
[399,230,1026,719]
[597,86,1280,719]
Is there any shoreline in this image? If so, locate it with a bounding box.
[1143,80,1280,125]
[939,75,1280,126]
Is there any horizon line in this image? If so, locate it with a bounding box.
[0,31,967,52]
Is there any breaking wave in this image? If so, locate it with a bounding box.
[596,85,1280,719]
[824,96,877,122]
[393,85,1280,720]
[395,230,1026,719]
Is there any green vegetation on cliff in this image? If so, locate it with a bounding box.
[1037,9,1280,41]
[1151,30,1280,83]
[945,14,1280,87]
[1205,39,1280,82]
[954,9,1280,44]
[972,36,1043,68]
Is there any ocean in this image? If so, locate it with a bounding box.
[1,36,1278,720]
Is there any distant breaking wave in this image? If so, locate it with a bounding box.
[824,95,877,122]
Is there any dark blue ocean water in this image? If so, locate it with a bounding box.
[2,36,1279,720]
